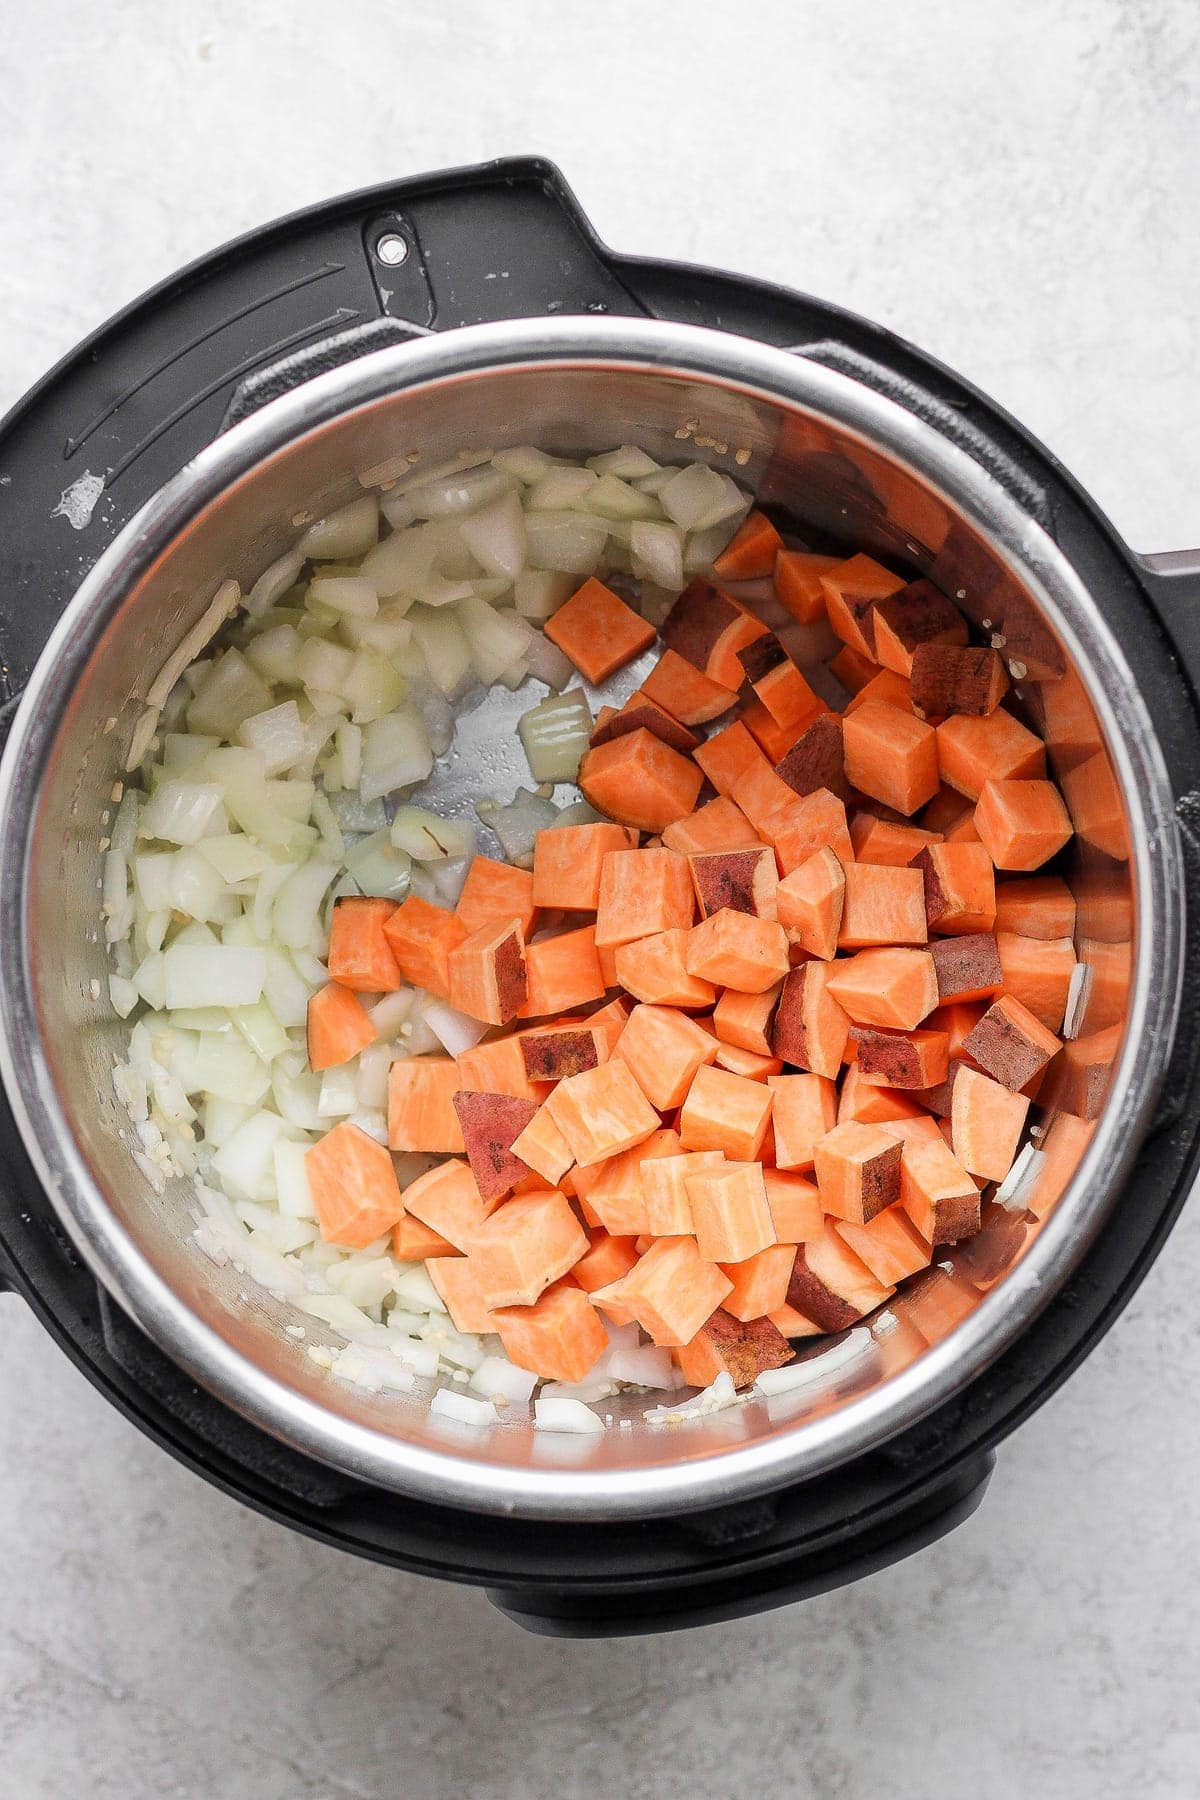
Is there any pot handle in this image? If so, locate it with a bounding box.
[486,1450,994,1638]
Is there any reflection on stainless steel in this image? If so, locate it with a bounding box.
[0,318,1181,1520]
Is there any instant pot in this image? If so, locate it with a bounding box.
[0,158,1198,1636]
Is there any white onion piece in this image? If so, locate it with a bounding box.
[359,522,440,598]
[236,701,306,776]
[390,807,473,861]
[272,860,339,950]
[420,996,486,1056]
[429,853,473,905]
[458,488,527,581]
[344,830,412,900]
[523,510,607,575]
[469,1355,537,1406]
[211,1109,290,1200]
[585,473,661,520]
[527,467,598,511]
[108,974,139,1019]
[343,648,406,725]
[355,1042,392,1110]
[605,1342,677,1388]
[752,1329,873,1396]
[317,1064,358,1118]
[186,649,273,739]
[296,636,354,695]
[534,1397,605,1435]
[588,445,662,480]
[514,568,574,621]
[476,787,560,862]
[995,1142,1046,1211]
[274,1139,316,1219]
[644,1371,740,1423]
[522,630,574,691]
[631,520,685,591]
[147,580,241,709]
[246,551,305,619]
[307,575,378,619]
[411,608,472,697]
[404,681,456,756]
[684,519,740,574]
[406,463,512,519]
[491,444,560,483]
[162,944,266,1011]
[368,987,414,1038]
[457,597,532,685]
[518,689,593,783]
[138,780,226,846]
[431,1389,497,1428]
[359,709,433,803]
[299,495,378,561]
[658,462,729,530]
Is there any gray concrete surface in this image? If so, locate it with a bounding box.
[1,2,1198,1794]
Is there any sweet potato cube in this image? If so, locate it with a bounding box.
[688,846,778,921]
[996,931,1076,1032]
[849,814,940,867]
[819,553,906,658]
[813,1119,903,1225]
[456,1035,542,1102]
[467,1188,589,1309]
[1027,1110,1096,1219]
[388,1057,466,1153]
[713,508,784,580]
[829,643,878,694]
[834,1205,932,1285]
[975,778,1074,871]
[777,849,845,960]
[898,1135,982,1244]
[306,1121,405,1249]
[962,995,1061,1092]
[685,908,789,993]
[838,1066,927,1125]
[427,1258,499,1336]
[448,917,527,1025]
[593,1235,732,1348]
[684,1162,776,1263]
[532,822,638,911]
[544,1058,661,1167]
[871,579,968,677]
[739,638,825,734]
[827,948,938,1030]
[772,963,851,1077]
[306,982,376,1072]
[774,548,843,624]
[786,1221,895,1331]
[613,1002,718,1111]
[845,668,915,717]
[455,856,537,937]
[660,577,769,688]
[762,1168,823,1241]
[569,1229,640,1294]
[718,1243,797,1321]
[493,1281,608,1383]
[770,788,854,872]
[544,575,656,683]
[570,1127,681,1235]
[676,1309,793,1388]
[679,1064,774,1160]
[578,728,703,833]
[662,795,762,856]
[929,933,1004,1005]
[516,1025,598,1084]
[641,1150,724,1235]
[917,842,997,935]
[711,1040,783,1081]
[837,863,928,949]
[767,1302,823,1340]
[1059,750,1128,860]
[911,642,1009,718]
[510,1104,575,1188]
[393,1214,457,1260]
[327,896,400,993]
[775,713,846,799]
[382,895,468,999]
[1049,1022,1121,1121]
[641,648,739,727]
[452,1090,539,1203]
[402,1157,492,1249]
[595,847,695,951]
[729,756,803,837]
[693,719,771,798]
[590,692,701,757]
[713,983,782,1056]
[520,926,607,1017]
[614,929,716,1008]
[936,709,1046,799]
[851,1026,949,1089]
[843,701,940,816]
[993,876,1076,940]
[951,1064,1030,1183]
[767,1073,838,1170]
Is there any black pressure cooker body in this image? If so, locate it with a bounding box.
[0,159,1197,1637]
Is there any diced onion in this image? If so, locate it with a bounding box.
[359,709,433,803]
[534,1397,606,1435]
[630,520,685,591]
[431,1389,498,1428]
[476,787,560,862]
[752,1330,873,1396]
[298,495,379,561]
[518,689,593,784]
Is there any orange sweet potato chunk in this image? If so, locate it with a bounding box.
[493,1282,608,1383]
[532,822,637,911]
[382,895,468,999]
[614,1003,718,1111]
[306,983,376,1072]
[685,908,790,993]
[767,1073,838,1170]
[468,1188,588,1308]
[813,1119,903,1225]
[578,729,703,832]
[521,926,607,1017]
[388,1057,466,1153]
[543,576,656,683]
[592,1236,733,1347]
[544,1058,661,1167]
[678,1063,774,1160]
[448,917,527,1025]
[327,897,400,993]
[595,847,695,950]
[402,1157,494,1249]
[837,863,928,949]
[843,700,940,816]
[306,1121,405,1249]
[455,855,537,936]
[718,1243,798,1321]
[614,929,717,1008]
[685,1162,777,1263]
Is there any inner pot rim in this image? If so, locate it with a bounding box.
[0,315,1183,1520]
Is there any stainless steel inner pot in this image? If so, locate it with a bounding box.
[0,317,1182,1519]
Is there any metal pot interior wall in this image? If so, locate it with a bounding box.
[4,338,1169,1515]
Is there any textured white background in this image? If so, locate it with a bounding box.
[1,3,1198,1795]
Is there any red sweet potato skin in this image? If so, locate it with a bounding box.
[451,1091,538,1201]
